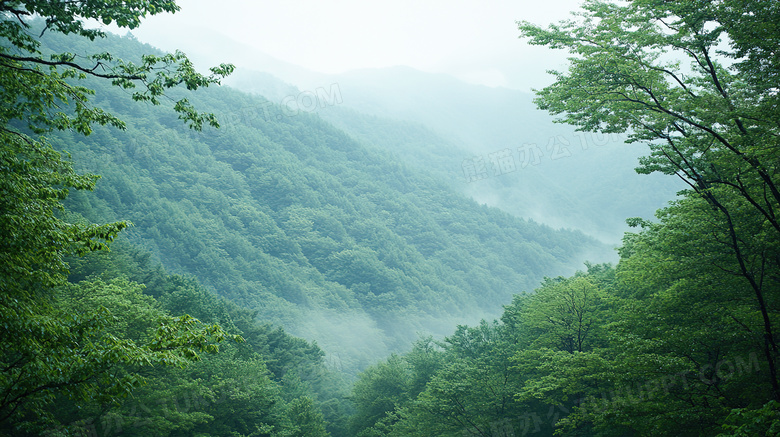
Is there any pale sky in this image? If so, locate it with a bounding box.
[126,0,585,91]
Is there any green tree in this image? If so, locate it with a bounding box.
[62,240,346,436]
[372,322,528,437]
[518,0,779,401]
[516,275,607,354]
[348,337,445,437]
[349,354,411,436]
[0,1,236,432]
[598,195,775,435]
[519,1,780,433]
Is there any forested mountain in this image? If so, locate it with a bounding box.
[5,1,777,435]
[225,63,681,244]
[128,27,681,244]
[38,30,604,373]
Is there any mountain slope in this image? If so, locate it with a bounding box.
[225,63,682,244]
[49,32,604,370]
[131,27,682,243]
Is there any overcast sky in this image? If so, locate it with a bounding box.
[125,0,585,91]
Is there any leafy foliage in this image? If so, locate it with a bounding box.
[347,1,780,436]
[1,2,232,133]
[0,1,242,434]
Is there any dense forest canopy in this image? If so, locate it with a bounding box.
[347,1,780,436]
[43,28,601,370]
[227,60,682,245]
[1,0,778,436]
[0,1,345,435]
[0,1,247,434]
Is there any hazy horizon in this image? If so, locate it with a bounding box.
[110,0,585,91]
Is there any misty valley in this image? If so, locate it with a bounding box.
[2,2,779,437]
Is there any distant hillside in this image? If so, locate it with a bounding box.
[225,64,682,245]
[46,31,604,371]
[131,27,681,243]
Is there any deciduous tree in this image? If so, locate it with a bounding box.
[0,1,236,432]
[519,0,780,401]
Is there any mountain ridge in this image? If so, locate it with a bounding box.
[50,30,604,371]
